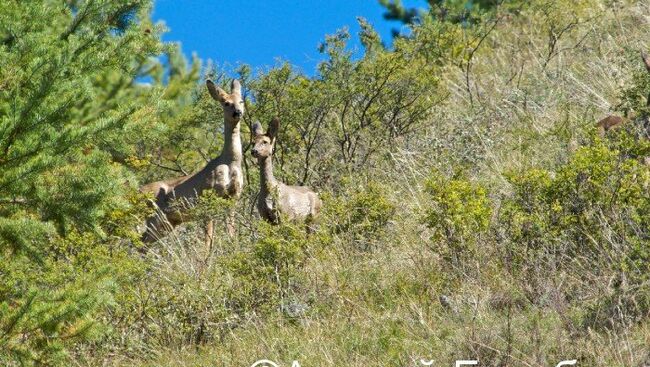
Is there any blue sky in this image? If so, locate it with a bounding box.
[152,1,423,75]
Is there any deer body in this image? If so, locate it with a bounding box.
[252,118,321,224]
[140,79,245,242]
[596,115,626,136]
[257,158,321,223]
[166,129,243,200]
[593,51,650,166]
[597,52,650,136]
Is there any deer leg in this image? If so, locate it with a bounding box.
[225,208,236,237]
[305,214,319,235]
[204,219,214,254]
[141,210,174,244]
[305,194,321,234]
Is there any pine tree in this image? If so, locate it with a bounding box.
[0,1,165,364]
[379,0,508,34]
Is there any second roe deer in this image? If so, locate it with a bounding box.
[251,117,322,224]
[596,51,650,136]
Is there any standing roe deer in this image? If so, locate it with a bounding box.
[140,79,245,243]
[251,117,322,224]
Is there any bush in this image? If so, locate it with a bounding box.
[422,170,492,260]
[500,138,650,328]
[326,181,396,251]
[224,220,313,316]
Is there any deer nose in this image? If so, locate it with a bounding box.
[233,110,242,118]
[251,148,259,157]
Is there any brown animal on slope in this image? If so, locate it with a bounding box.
[597,51,650,136]
[251,118,322,224]
[594,51,650,166]
[140,79,245,243]
[596,114,626,136]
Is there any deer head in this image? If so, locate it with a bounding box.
[206,79,244,121]
[251,117,280,159]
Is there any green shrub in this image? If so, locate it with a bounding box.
[422,170,492,260]
[326,181,396,251]
[224,221,314,316]
[501,138,650,328]
[618,48,650,118]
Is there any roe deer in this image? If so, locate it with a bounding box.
[251,118,322,224]
[140,79,245,244]
[597,51,650,136]
[596,114,626,135]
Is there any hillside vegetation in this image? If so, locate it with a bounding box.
[0,0,649,366]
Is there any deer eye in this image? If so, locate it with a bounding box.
[225,102,232,107]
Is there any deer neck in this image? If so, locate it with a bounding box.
[218,116,242,164]
[163,114,243,202]
[258,156,278,193]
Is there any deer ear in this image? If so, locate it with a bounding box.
[252,121,264,136]
[267,117,280,139]
[206,80,227,102]
[231,79,242,96]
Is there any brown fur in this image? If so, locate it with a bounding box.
[596,115,626,136]
[594,51,650,166]
[251,118,322,224]
[140,79,245,242]
[596,52,650,136]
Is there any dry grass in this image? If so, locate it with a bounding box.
[83,2,650,366]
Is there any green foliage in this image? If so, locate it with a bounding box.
[246,20,443,185]
[501,138,650,327]
[422,170,492,254]
[378,0,518,33]
[125,44,202,183]
[618,47,650,119]
[1,0,650,365]
[187,190,235,225]
[34,153,132,236]
[97,218,320,355]
[317,26,442,168]
[326,181,396,250]
[503,141,649,255]
[225,221,313,315]
[0,204,145,366]
[0,271,115,366]
[0,0,179,364]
